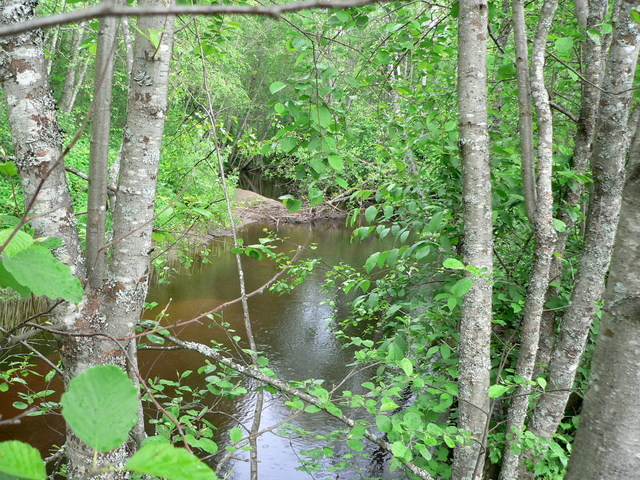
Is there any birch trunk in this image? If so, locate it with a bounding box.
[534,0,607,376]
[499,1,558,478]
[528,0,640,443]
[565,115,640,480]
[511,0,536,223]
[58,25,86,112]
[86,0,117,287]
[452,1,492,478]
[0,0,83,276]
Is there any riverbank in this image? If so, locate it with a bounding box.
[207,188,347,237]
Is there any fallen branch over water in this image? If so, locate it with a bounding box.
[165,333,435,480]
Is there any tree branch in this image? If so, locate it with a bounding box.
[0,0,387,37]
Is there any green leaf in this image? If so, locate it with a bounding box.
[0,229,34,256]
[269,81,287,94]
[376,414,392,433]
[3,245,83,303]
[346,438,364,451]
[399,357,413,377]
[552,218,567,232]
[488,384,508,398]
[364,252,379,273]
[315,105,332,128]
[391,441,411,460]
[0,162,17,176]
[555,37,574,53]
[229,427,243,443]
[147,28,164,48]
[279,195,302,213]
[61,366,138,452]
[186,435,219,455]
[327,155,344,171]
[336,177,348,189]
[632,10,640,24]
[279,137,298,154]
[450,277,473,297]
[126,443,217,480]
[0,262,31,298]
[308,188,324,207]
[0,441,45,480]
[365,205,378,224]
[380,397,399,411]
[443,258,465,270]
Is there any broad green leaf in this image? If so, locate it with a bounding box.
[0,162,17,176]
[315,105,332,127]
[375,415,392,433]
[0,262,31,298]
[443,258,465,270]
[309,157,326,174]
[555,37,574,53]
[399,357,413,376]
[126,443,217,480]
[279,195,302,213]
[380,397,399,411]
[552,218,567,232]
[3,245,83,303]
[488,384,508,398]
[269,81,287,94]
[450,277,473,297]
[346,438,364,451]
[0,441,45,480]
[61,365,138,452]
[186,435,219,455]
[327,155,343,171]
[364,252,379,273]
[632,10,640,24]
[0,229,34,256]
[308,188,324,207]
[391,441,411,460]
[365,205,378,224]
[279,137,298,154]
[229,427,243,443]
[335,177,348,189]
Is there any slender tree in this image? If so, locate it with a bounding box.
[528,0,640,446]
[565,110,640,480]
[453,1,492,478]
[0,0,174,476]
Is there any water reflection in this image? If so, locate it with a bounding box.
[0,220,403,479]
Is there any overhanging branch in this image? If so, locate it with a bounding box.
[0,0,386,37]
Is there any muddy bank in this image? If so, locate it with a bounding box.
[207,189,346,237]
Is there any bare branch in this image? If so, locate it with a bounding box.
[0,0,387,37]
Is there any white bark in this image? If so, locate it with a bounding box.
[453,1,492,478]
[0,0,84,277]
[529,0,640,443]
[499,1,559,478]
[86,0,117,288]
[565,110,640,480]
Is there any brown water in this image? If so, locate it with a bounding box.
[0,220,400,479]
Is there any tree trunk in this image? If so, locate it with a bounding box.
[534,0,608,378]
[499,1,559,478]
[528,0,640,443]
[86,0,117,288]
[0,0,84,276]
[453,1,492,479]
[511,0,536,223]
[565,111,640,480]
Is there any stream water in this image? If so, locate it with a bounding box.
[0,220,403,479]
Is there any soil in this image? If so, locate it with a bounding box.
[206,189,346,237]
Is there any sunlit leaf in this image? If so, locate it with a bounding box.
[61,366,138,452]
[0,441,45,480]
[126,443,217,480]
